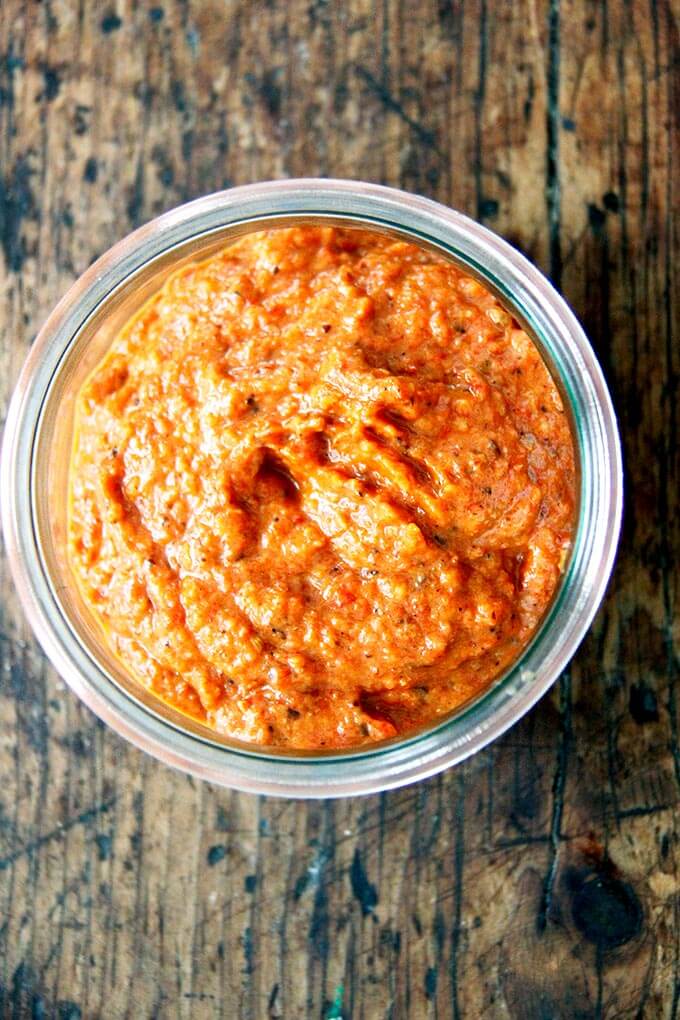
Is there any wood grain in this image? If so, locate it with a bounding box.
[0,1,677,1017]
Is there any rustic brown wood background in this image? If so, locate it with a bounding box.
[0,1,678,1017]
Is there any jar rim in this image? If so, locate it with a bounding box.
[0,179,623,797]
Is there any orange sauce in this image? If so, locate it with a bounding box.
[69,227,576,748]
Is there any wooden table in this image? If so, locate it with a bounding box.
[0,2,677,1016]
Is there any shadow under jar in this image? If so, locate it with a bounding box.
[1,180,622,797]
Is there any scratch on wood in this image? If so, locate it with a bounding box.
[449,771,465,1020]
[537,671,572,932]
[546,0,562,287]
[0,800,116,872]
[473,0,488,221]
[354,66,444,157]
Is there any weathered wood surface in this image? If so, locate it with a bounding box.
[0,1,678,1017]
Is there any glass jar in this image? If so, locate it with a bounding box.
[0,179,622,797]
